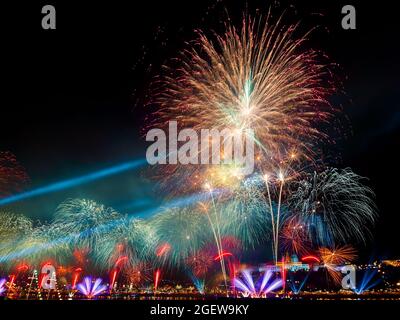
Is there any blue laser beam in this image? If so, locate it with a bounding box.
[0,158,146,206]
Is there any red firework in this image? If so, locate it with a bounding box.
[73,248,90,266]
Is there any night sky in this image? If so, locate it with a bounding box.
[1,1,399,260]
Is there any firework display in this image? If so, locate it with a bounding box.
[234,269,282,298]
[0,278,6,295]
[289,168,377,246]
[0,152,29,199]
[0,2,399,307]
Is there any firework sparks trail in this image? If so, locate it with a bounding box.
[26,270,37,300]
[280,218,310,256]
[154,269,161,292]
[54,199,123,250]
[0,159,145,206]
[290,168,377,246]
[214,249,239,291]
[77,277,107,299]
[0,152,29,199]
[319,245,357,284]
[0,9,382,298]
[151,205,206,269]
[0,194,202,266]
[124,262,152,289]
[301,255,320,264]
[208,185,229,294]
[147,11,337,196]
[289,270,311,294]
[7,274,16,298]
[108,256,128,291]
[94,217,156,273]
[275,173,285,264]
[186,248,214,277]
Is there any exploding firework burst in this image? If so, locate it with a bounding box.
[147,12,337,193]
[354,268,381,294]
[150,206,208,268]
[94,217,157,271]
[0,211,33,245]
[190,275,205,295]
[219,175,270,249]
[319,245,357,265]
[0,152,29,198]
